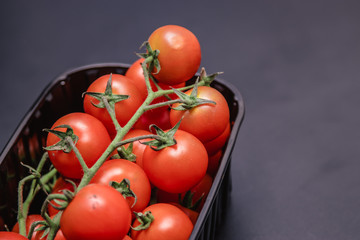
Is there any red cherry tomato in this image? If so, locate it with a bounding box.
[148,25,201,85]
[157,173,213,212]
[0,232,28,240]
[83,74,143,137]
[131,203,193,240]
[46,112,111,179]
[12,214,43,240]
[208,150,223,177]
[90,159,151,212]
[169,203,199,225]
[203,121,231,156]
[170,86,230,142]
[60,183,131,240]
[133,106,172,132]
[143,130,208,193]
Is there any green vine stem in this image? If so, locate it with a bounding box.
[17,152,57,236]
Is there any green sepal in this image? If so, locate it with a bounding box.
[110,178,137,208]
[136,41,161,74]
[27,220,47,239]
[131,211,155,231]
[83,74,129,109]
[111,143,137,162]
[171,79,216,111]
[199,67,223,86]
[43,125,78,153]
[141,119,182,151]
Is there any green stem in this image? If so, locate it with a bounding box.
[67,136,89,174]
[17,152,50,236]
[113,134,161,149]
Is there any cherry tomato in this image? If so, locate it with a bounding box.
[131,203,193,240]
[170,86,230,142]
[169,203,199,225]
[203,121,231,156]
[60,184,131,240]
[83,74,143,137]
[46,112,111,179]
[143,130,208,193]
[122,129,152,168]
[90,159,151,212]
[208,150,223,177]
[123,235,132,240]
[12,214,43,240]
[133,106,172,132]
[148,25,201,85]
[157,173,213,212]
[0,232,28,240]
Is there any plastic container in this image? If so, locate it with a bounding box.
[0,63,245,239]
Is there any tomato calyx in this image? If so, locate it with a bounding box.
[199,67,223,87]
[110,179,138,208]
[111,144,137,162]
[43,125,78,153]
[171,79,216,111]
[137,41,161,75]
[142,119,182,151]
[131,211,154,231]
[83,74,130,109]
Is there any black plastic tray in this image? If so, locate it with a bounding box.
[0,63,245,239]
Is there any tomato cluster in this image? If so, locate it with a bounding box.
[3,25,232,240]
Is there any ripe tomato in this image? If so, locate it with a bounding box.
[208,150,223,177]
[169,203,199,225]
[122,129,152,168]
[148,25,201,85]
[0,232,28,240]
[133,106,172,132]
[170,86,230,142]
[143,130,208,193]
[48,177,79,216]
[203,121,231,156]
[60,183,131,240]
[157,173,213,212]
[46,112,111,179]
[131,203,193,240]
[12,214,43,240]
[83,74,143,137]
[90,159,151,212]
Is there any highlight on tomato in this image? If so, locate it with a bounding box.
[131,203,193,240]
[45,112,111,179]
[148,25,201,85]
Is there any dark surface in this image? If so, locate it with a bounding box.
[1,1,360,239]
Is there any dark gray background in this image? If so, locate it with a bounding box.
[1,0,360,239]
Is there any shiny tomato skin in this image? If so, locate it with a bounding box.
[169,203,199,225]
[46,112,111,179]
[170,86,230,142]
[12,214,43,240]
[83,74,143,137]
[143,130,208,193]
[0,232,28,240]
[203,121,231,156]
[90,159,151,212]
[131,203,193,240]
[60,184,131,240]
[148,25,201,85]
